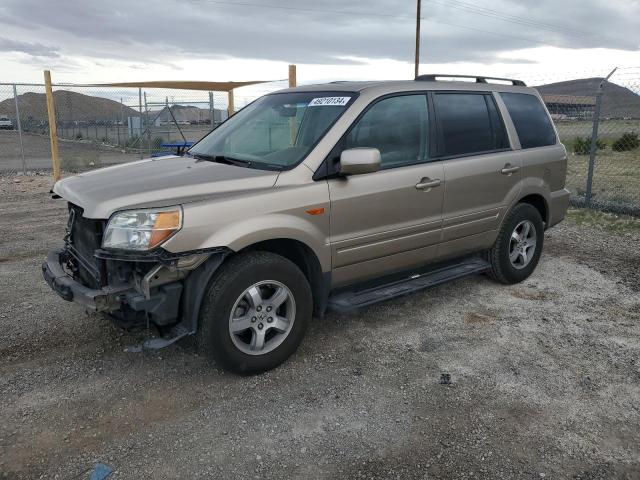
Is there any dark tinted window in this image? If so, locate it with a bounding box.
[345,95,428,168]
[434,93,508,157]
[501,92,557,149]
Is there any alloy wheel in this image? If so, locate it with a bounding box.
[228,280,296,355]
[509,220,537,270]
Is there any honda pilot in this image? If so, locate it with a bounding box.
[43,75,570,374]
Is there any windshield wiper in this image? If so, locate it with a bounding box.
[191,153,252,167]
[191,152,285,171]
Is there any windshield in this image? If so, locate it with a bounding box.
[189,91,356,170]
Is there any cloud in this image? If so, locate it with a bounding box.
[0,0,637,68]
[0,37,60,58]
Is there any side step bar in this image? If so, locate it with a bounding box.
[327,257,490,313]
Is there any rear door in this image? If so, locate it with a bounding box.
[328,94,444,287]
[432,91,522,258]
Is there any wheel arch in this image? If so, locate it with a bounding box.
[517,193,549,226]
[239,238,330,317]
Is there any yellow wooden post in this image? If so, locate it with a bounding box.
[288,64,297,88]
[44,70,61,181]
[288,64,297,145]
[227,89,235,117]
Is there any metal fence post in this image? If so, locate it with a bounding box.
[138,88,143,159]
[12,84,26,173]
[227,89,235,117]
[144,91,151,157]
[117,98,123,146]
[585,91,602,207]
[209,91,214,126]
[585,68,617,207]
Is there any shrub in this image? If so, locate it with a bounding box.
[611,132,639,152]
[573,136,606,155]
[75,132,83,140]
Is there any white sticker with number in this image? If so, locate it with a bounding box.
[308,96,351,107]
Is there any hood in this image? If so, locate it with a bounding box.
[53,155,279,218]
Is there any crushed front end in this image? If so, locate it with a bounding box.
[42,203,225,336]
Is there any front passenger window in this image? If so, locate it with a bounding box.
[345,95,428,168]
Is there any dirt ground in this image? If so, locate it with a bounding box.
[1,174,639,479]
[0,130,139,173]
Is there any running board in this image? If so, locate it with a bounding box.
[327,257,490,313]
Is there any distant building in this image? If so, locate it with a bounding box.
[536,78,640,119]
[541,94,595,120]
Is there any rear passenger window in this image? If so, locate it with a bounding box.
[345,95,428,168]
[501,92,557,149]
[434,93,508,157]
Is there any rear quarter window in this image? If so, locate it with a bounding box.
[501,92,557,149]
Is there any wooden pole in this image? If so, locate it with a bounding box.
[288,64,298,145]
[227,89,235,117]
[414,0,422,79]
[288,64,297,88]
[44,70,61,181]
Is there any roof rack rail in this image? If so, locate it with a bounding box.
[415,74,526,87]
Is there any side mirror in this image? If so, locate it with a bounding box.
[339,148,381,175]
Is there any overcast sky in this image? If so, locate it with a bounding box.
[0,0,638,91]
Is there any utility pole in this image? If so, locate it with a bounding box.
[414,0,422,78]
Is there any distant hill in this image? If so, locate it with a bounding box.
[0,90,139,122]
[536,78,640,118]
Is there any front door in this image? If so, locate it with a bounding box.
[327,94,445,287]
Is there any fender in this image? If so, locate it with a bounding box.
[180,250,231,334]
[513,182,551,224]
[173,213,331,273]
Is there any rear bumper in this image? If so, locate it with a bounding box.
[42,248,131,312]
[548,188,570,228]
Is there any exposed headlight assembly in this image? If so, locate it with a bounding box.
[102,207,183,251]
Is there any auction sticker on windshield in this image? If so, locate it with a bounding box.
[308,97,351,107]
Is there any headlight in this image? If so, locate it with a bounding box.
[102,207,183,251]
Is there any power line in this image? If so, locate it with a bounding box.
[188,0,418,20]
[186,0,580,50]
[431,0,591,37]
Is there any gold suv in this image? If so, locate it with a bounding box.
[43,74,570,374]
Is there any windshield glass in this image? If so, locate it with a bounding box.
[189,91,356,170]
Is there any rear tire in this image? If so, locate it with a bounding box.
[488,203,544,284]
[197,251,312,374]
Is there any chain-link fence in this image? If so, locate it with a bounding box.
[0,80,287,174]
[1,70,639,214]
[522,68,640,215]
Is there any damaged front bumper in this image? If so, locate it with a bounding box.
[42,246,228,334]
[42,248,129,311]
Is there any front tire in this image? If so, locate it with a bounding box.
[197,251,312,374]
[488,203,544,284]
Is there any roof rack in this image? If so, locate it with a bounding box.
[415,74,526,87]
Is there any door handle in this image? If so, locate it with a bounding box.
[415,177,442,190]
[500,164,520,175]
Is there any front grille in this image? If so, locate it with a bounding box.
[65,204,106,289]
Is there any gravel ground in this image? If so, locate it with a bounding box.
[0,131,137,173]
[1,174,639,479]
